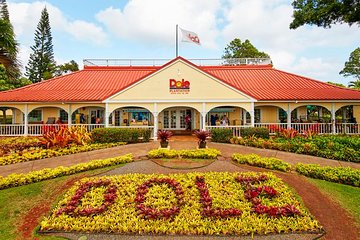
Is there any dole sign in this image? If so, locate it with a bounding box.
[169,79,190,94]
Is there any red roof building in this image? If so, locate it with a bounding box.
[0,57,359,136]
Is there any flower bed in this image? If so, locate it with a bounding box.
[0,154,133,189]
[230,135,360,163]
[148,148,221,159]
[40,172,321,236]
[295,164,360,187]
[232,153,292,172]
[0,142,127,166]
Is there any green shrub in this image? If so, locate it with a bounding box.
[210,128,233,143]
[0,142,126,166]
[230,134,360,163]
[232,153,292,172]
[295,163,360,187]
[148,148,221,159]
[241,127,270,139]
[0,154,133,189]
[92,128,152,143]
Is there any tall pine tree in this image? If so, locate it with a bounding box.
[0,0,21,80]
[26,7,56,83]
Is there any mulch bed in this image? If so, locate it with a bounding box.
[151,158,215,169]
[17,175,87,240]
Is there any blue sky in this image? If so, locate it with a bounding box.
[8,0,360,85]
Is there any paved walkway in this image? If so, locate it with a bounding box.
[0,139,359,177]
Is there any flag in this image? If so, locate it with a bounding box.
[180,27,201,45]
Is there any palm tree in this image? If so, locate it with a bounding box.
[348,80,360,90]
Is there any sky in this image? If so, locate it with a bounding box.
[7,0,360,85]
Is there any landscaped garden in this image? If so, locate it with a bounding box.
[0,130,359,239]
[39,172,321,235]
[211,127,360,162]
[0,126,151,165]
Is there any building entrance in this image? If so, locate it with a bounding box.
[162,108,193,131]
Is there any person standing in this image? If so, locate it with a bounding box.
[185,114,191,130]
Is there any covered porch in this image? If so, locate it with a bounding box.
[0,100,359,137]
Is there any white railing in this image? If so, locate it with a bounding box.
[83,58,272,67]
[0,123,358,137]
[72,124,105,132]
[254,123,288,134]
[335,123,360,135]
[255,123,360,135]
[0,124,25,136]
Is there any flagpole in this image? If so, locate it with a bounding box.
[176,24,179,57]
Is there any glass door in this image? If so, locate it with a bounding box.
[170,110,177,128]
[162,108,192,130]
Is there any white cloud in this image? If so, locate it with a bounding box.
[221,0,359,85]
[288,57,336,79]
[67,20,106,45]
[8,1,107,45]
[96,0,221,48]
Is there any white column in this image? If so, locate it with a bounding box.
[331,103,336,134]
[250,102,255,127]
[202,102,206,130]
[105,102,110,128]
[153,103,158,140]
[242,109,247,125]
[287,103,291,129]
[24,104,28,136]
[112,110,116,125]
[68,104,72,127]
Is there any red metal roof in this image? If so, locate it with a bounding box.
[200,65,360,100]
[0,66,159,102]
[0,56,359,102]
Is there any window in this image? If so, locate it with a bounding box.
[246,109,261,123]
[255,109,261,123]
[278,109,287,123]
[28,109,42,122]
[60,109,68,122]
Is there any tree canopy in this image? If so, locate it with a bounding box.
[0,64,31,91]
[340,47,360,83]
[54,60,79,76]
[25,7,56,83]
[290,0,360,29]
[223,38,270,59]
[0,0,21,80]
[327,82,346,88]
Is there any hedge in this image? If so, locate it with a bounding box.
[295,163,360,187]
[240,127,270,139]
[148,148,221,159]
[210,128,233,143]
[92,128,152,143]
[0,154,133,189]
[0,142,127,166]
[232,153,292,172]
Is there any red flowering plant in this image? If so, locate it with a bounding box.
[235,174,301,218]
[194,130,211,148]
[157,130,173,148]
[55,179,117,217]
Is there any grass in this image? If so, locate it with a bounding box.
[0,165,123,240]
[307,178,360,227]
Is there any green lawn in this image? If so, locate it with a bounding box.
[0,166,121,240]
[307,178,360,226]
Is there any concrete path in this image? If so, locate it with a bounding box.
[0,140,359,177]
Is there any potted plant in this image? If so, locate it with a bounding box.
[157,129,173,148]
[194,130,211,148]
